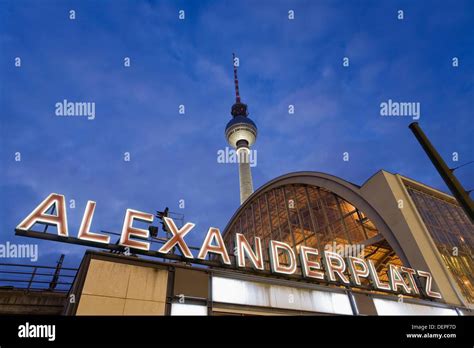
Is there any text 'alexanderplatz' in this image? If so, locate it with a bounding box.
[16,193,442,299]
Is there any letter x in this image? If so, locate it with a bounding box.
[158,217,194,258]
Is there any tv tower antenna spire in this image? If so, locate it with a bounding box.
[233,53,241,103]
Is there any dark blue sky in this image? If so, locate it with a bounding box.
[1,0,473,270]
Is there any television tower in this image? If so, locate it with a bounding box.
[225,54,258,204]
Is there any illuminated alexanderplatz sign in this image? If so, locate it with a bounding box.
[16,193,442,300]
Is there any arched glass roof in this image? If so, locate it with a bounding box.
[223,177,406,285]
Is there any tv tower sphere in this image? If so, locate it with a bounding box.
[225,115,258,149]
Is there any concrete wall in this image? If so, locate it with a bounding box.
[0,289,67,315]
[75,259,168,315]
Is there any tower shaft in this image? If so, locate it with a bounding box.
[237,148,254,204]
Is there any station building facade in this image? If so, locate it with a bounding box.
[63,170,473,316]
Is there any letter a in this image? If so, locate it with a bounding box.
[17,193,69,236]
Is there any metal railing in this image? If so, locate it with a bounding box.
[0,256,78,292]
